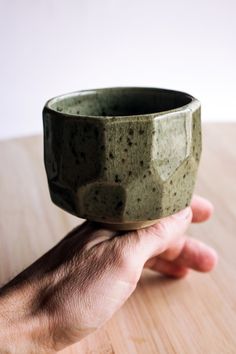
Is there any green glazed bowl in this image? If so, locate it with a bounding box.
[43,87,201,230]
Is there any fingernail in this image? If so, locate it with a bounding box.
[174,207,191,220]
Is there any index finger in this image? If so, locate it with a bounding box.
[191,195,214,223]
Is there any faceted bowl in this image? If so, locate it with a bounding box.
[43,87,201,230]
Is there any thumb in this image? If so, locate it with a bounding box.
[127,207,192,264]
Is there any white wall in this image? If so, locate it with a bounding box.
[0,0,235,140]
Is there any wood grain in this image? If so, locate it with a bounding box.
[0,123,235,353]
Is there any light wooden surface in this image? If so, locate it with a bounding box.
[0,123,236,354]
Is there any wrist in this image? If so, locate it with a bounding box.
[0,280,56,353]
[0,222,97,352]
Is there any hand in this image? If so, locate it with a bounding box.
[0,195,217,353]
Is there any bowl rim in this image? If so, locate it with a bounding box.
[43,86,200,121]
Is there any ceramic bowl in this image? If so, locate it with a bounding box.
[43,87,201,230]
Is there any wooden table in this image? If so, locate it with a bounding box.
[0,123,236,354]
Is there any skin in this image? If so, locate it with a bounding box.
[0,195,217,353]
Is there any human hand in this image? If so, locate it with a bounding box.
[0,195,217,353]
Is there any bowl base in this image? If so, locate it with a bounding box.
[96,219,160,231]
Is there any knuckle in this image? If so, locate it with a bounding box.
[112,241,131,269]
[151,220,171,238]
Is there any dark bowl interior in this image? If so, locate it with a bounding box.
[49,87,193,117]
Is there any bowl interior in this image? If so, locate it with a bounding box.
[49,87,193,117]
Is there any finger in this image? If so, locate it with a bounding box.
[191,195,214,223]
[146,257,189,278]
[157,237,186,261]
[124,207,192,264]
[145,237,218,277]
[169,238,218,272]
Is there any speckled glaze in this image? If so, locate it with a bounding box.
[43,87,201,230]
